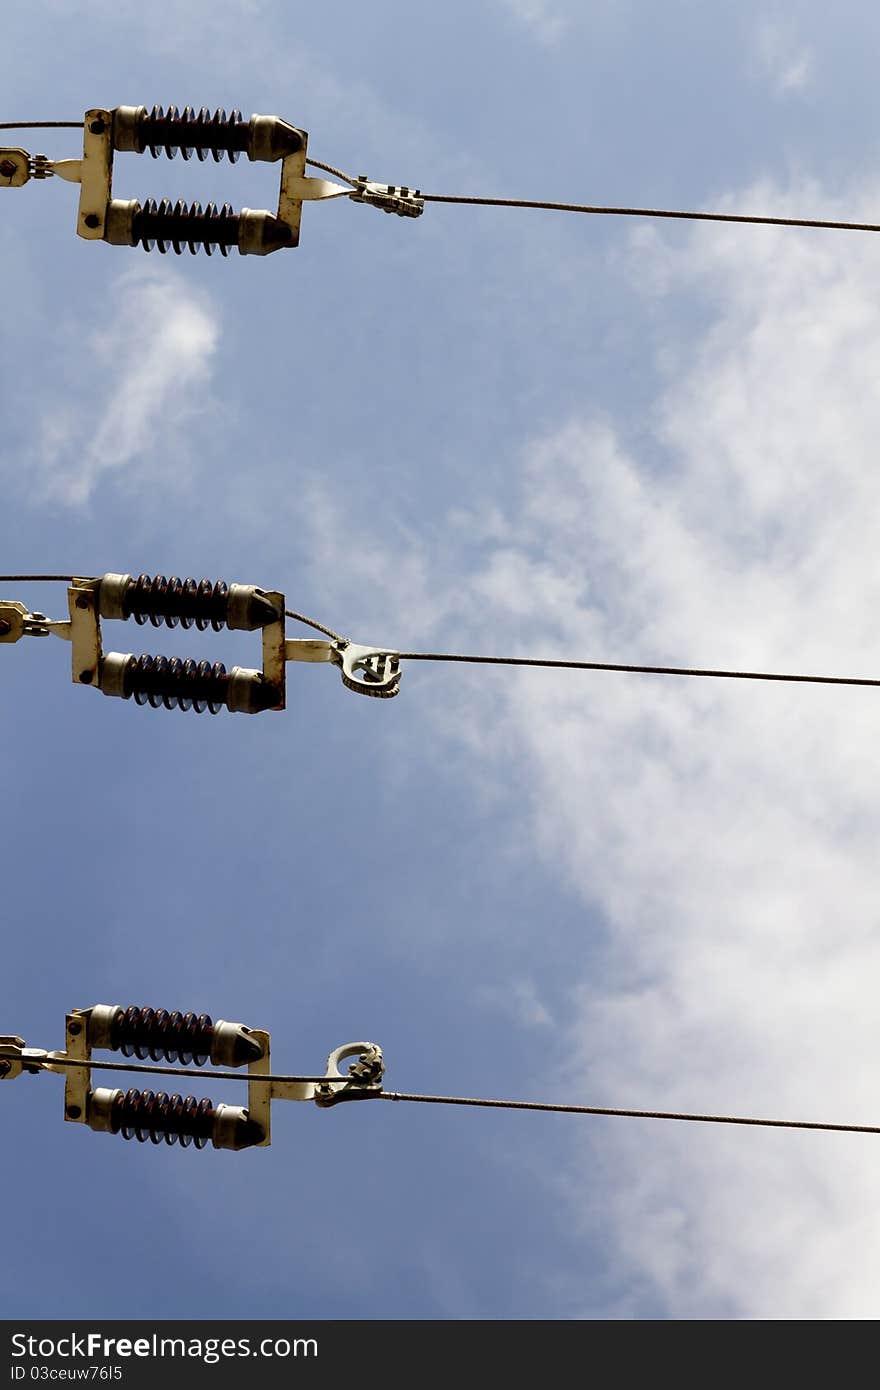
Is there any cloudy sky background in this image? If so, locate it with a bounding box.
[3,1,880,1319]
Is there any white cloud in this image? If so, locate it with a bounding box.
[495,0,567,44]
[754,18,813,94]
[478,977,553,1029]
[33,266,220,505]
[305,179,880,1317]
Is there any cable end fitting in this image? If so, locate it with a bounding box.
[350,175,424,218]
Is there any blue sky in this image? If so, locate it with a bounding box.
[3,1,880,1320]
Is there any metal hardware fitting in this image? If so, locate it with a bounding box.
[350,174,424,218]
[285,637,402,698]
[1,1016,384,1152]
[1,575,404,707]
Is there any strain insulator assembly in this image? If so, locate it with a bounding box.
[0,569,405,713]
[1,104,424,256]
[1,1011,385,1155]
[0,573,287,715]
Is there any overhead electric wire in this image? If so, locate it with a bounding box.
[24,1054,340,1085]
[3,122,878,234]
[416,192,880,236]
[379,1092,880,1136]
[396,650,880,691]
[16,1053,880,1135]
[3,579,877,691]
[308,150,880,235]
[0,121,83,131]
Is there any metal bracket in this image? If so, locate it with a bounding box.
[350,175,424,218]
[77,110,114,239]
[285,637,402,698]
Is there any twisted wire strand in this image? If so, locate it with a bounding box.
[285,608,346,643]
[306,156,360,188]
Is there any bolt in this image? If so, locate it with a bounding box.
[66,1105,82,1120]
[0,1061,11,1078]
[0,158,17,179]
[88,119,106,135]
[67,1021,82,1036]
[83,213,100,230]
[75,594,90,610]
[79,670,93,684]
[0,619,11,636]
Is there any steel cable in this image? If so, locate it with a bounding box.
[15,1054,880,1135]
[396,651,880,690]
[417,193,880,235]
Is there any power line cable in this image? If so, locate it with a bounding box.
[380,1092,880,1135]
[3,580,878,691]
[417,193,880,236]
[0,121,83,131]
[4,122,879,235]
[306,150,880,235]
[396,650,880,691]
[26,1054,340,1085]
[17,1053,880,1135]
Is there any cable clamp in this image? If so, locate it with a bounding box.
[314,1042,385,1107]
[350,174,424,218]
[285,637,402,698]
